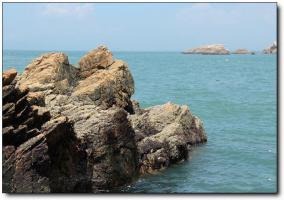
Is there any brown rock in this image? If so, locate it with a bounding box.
[3,68,17,86]
[78,45,114,78]
[17,52,78,93]
[73,60,134,109]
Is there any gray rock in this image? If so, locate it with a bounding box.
[128,102,207,174]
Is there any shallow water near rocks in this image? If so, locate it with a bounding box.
[3,51,277,193]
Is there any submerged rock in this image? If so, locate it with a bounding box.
[232,49,255,55]
[263,41,277,54]
[183,44,230,55]
[4,45,207,193]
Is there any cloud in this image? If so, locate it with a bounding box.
[43,3,94,18]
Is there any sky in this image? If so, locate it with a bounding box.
[3,3,277,51]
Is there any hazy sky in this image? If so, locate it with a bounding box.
[3,3,277,51]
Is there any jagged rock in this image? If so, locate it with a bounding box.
[44,94,138,191]
[3,145,16,192]
[263,41,277,54]
[78,45,114,78]
[2,72,85,193]
[128,102,207,173]
[183,44,230,55]
[73,60,134,109]
[12,117,85,193]
[14,46,138,192]
[17,52,78,94]
[3,68,17,86]
[232,49,255,55]
[17,46,134,110]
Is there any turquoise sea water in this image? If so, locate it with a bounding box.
[3,50,277,193]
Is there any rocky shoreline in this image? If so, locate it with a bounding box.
[3,46,207,193]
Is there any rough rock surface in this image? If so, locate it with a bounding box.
[4,45,207,193]
[263,41,277,54]
[2,71,85,193]
[78,46,114,78]
[232,49,255,55]
[44,94,138,191]
[128,102,207,173]
[14,46,138,192]
[17,53,78,94]
[183,44,230,55]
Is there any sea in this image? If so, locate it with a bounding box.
[3,50,277,193]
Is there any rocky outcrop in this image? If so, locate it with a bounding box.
[232,49,255,55]
[263,41,277,54]
[2,70,86,193]
[4,46,207,193]
[14,46,138,192]
[129,102,207,173]
[183,44,230,55]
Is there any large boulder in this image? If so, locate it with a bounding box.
[183,44,230,55]
[17,52,78,94]
[78,45,114,78]
[128,102,207,173]
[73,60,134,110]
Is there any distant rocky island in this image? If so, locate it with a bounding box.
[263,41,277,54]
[231,49,255,55]
[182,44,230,55]
[183,42,277,55]
[3,46,207,193]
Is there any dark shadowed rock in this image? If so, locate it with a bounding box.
[2,72,86,193]
[44,95,138,191]
[3,68,17,86]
